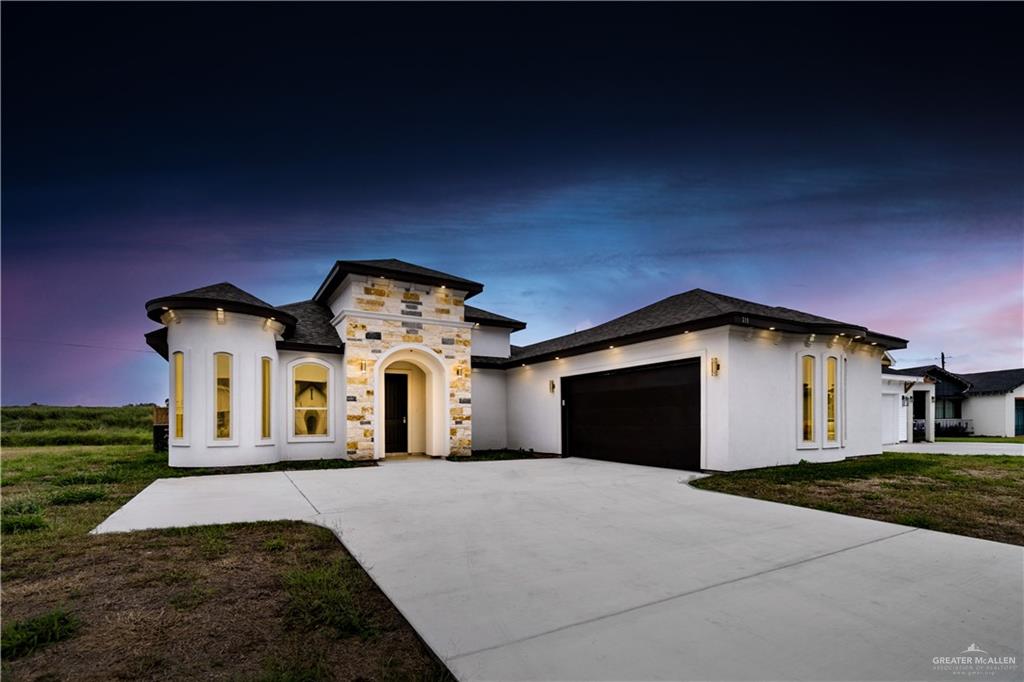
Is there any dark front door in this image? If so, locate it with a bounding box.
[385,373,408,453]
[1015,400,1024,436]
[561,358,701,470]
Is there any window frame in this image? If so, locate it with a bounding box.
[257,356,274,443]
[796,352,818,449]
[170,350,189,445]
[208,351,239,446]
[822,353,841,448]
[287,357,335,443]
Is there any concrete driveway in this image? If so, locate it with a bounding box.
[885,441,1023,456]
[95,458,1023,681]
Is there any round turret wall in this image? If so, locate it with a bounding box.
[166,309,281,466]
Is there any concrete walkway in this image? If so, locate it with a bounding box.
[885,441,1023,456]
[94,458,1023,681]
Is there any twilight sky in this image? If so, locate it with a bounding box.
[2,3,1022,406]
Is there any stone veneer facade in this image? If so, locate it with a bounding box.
[340,280,472,460]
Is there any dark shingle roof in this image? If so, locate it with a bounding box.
[960,368,1024,395]
[165,282,275,308]
[501,288,906,366]
[145,282,298,328]
[884,365,1024,397]
[886,365,969,398]
[314,259,484,302]
[276,300,343,353]
[464,304,526,331]
[470,355,510,368]
[145,327,169,360]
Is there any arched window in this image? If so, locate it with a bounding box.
[172,351,185,439]
[293,362,328,436]
[260,357,272,439]
[214,352,232,439]
[826,356,838,442]
[801,355,815,442]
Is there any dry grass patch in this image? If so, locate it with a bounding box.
[2,521,450,681]
[691,453,1024,545]
[1,443,449,681]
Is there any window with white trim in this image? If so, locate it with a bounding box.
[826,356,838,443]
[214,352,232,439]
[801,354,815,443]
[173,351,185,439]
[293,362,328,436]
[260,357,272,439]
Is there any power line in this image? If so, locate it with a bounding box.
[1,337,153,354]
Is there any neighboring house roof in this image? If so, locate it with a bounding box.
[959,368,1024,395]
[885,365,969,399]
[275,300,345,354]
[885,364,1024,397]
[145,282,298,330]
[485,288,907,367]
[314,258,485,303]
[464,304,527,331]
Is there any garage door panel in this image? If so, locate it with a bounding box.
[562,359,701,470]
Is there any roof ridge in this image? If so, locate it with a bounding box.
[691,288,733,313]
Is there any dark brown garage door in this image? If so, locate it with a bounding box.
[561,358,701,470]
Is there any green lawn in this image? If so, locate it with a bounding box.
[691,453,1024,545]
[1,443,449,681]
[936,435,1024,444]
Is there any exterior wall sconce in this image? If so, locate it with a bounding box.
[163,309,178,324]
[710,357,721,376]
[548,379,556,393]
[216,308,225,324]
[804,333,816,348]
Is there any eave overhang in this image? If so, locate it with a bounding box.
[145,295,298,332]
[313,261,485,304]
[474,313,908,369]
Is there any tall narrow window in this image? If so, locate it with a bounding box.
[801,355,815,442]
[173,351,184,439]
[214,353,232,439]
[826,357,837,442]
[261,357,272,439]
[294,363,328,436]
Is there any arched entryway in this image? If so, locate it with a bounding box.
[373,345,448,459]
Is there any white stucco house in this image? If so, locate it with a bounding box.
[882,365,1024,438]
[144,259,909,471]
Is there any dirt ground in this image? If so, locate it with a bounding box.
[2,521,451,681]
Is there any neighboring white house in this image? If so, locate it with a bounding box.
[145,259,909,471]
[883,365,1024,438]
[880,370,935,445]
